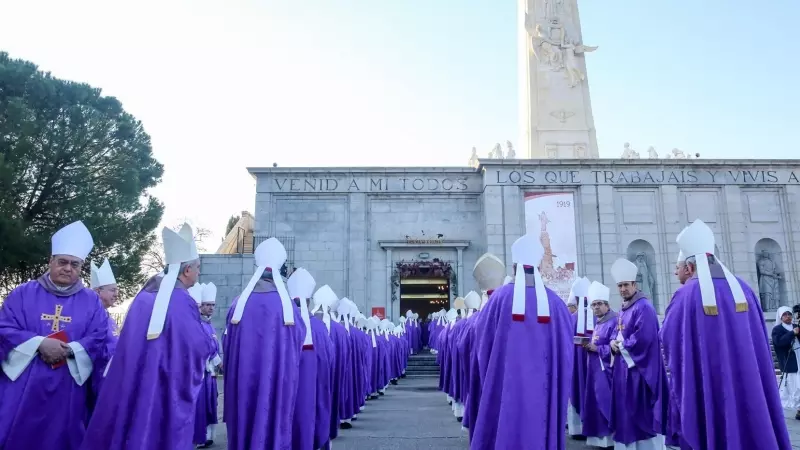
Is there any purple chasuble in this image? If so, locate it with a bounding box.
[347,327,368,412]
[81,276,214,450]
[457,313,478,429]
[0,278,108,450]
[448,319,468,402]
[310,317,334,449]
[471,282,573,450]
[609,292,667,445]
[327,320,351,441]
[88,313,119,419]
[580,311,617,441]
[569,310,593,423]
[661,269,792,450]
[294,316,334,450]
[193,320,220,445]
[223,280,306,450]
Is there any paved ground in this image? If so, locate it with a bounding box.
[208,377,800,449]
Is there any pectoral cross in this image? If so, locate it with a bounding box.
[41,304,72,332]
[617,317,625,331]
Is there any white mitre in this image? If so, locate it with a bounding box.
[202,282,217,304]
[231,237,294,326]
[503,275,513,285]
[464,290,481,309]
[611,258,638,284]
[337,297,353,331]
[188,283,204,305]
[675,226,689,265]
[90,258,116,289]
[473,253,506,293]
[313,285,338,331]
[52,221,94,261]
[147,224,199,340]
[588,281,610,303]
[571,276,593,335]
[288,267,316,348]
[511,234,549,323]
[677,219,746,315]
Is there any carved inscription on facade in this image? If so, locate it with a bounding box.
[271,176,472,193]
[493,169,800,186]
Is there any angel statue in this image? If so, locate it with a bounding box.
[563,40,598,87]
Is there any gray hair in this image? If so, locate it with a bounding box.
[685,254,717,269]
[163,259,200,275]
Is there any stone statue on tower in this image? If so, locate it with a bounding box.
[519,0,599,159]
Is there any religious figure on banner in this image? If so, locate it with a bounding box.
[633,252,656,303]
[757,249,782,310]
[538,212,556,277]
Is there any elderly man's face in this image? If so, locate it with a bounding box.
[675,262,690,284]
[591,300,609,316]
[568,304,577,314]
[95,284,119,309]
[181,261,201,286]
[200,302,215,316]
[49,255,82,286]
[617,281,636,300]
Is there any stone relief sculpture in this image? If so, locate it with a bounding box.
[506,141,516,159]
[647,146,659,158]
[525,13,597,88]
[633,252,656,302]
[468,147,479,167]
[621,142,640,159]
[757,249,783,310]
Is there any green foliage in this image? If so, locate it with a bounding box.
[0,52,164,297]
[225,214,240,236]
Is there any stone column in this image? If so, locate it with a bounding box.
[385,248,393,320]
[457,247,464,302]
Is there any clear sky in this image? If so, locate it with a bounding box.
[2,0,798,247]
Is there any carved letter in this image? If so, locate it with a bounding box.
[275,179,288,191]
[412,179,425,190]
[441,178,454,190]
[457,178,468,190]
[508,171,522,184]
[789,172,800,184]
[348,179,361,191]
[427,179,440,190]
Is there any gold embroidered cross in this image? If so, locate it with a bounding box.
[41,304,72,332]
[617,317,625,331]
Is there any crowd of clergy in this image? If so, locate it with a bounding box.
[0,221,430,450]
[428,219,794,450]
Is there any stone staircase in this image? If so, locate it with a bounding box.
[405,351,440,378]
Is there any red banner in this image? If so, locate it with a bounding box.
[371,307,385,320]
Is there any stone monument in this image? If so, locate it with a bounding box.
[519,0,599,159]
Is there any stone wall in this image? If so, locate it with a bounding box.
[198,254,253,336]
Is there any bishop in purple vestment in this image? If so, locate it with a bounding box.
[568,277,592,438]
[224,238,306,450]
[662,219,791,450]
[86,258,120,419]
[580,281,617,448]
[608,258,667,449]
[1,222,108,450]
[471,234,573,450]
[82,225,215,450]
[190,282,222,449]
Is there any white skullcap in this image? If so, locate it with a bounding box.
[677,219,746,315]
[90,258,116,288]
[52,221,94,261]
[511,234,549,323]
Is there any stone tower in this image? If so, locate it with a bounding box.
[518,0,599,159]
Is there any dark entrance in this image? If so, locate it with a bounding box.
[396,259,452,321]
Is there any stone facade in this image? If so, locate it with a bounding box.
[200,159,800,332]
